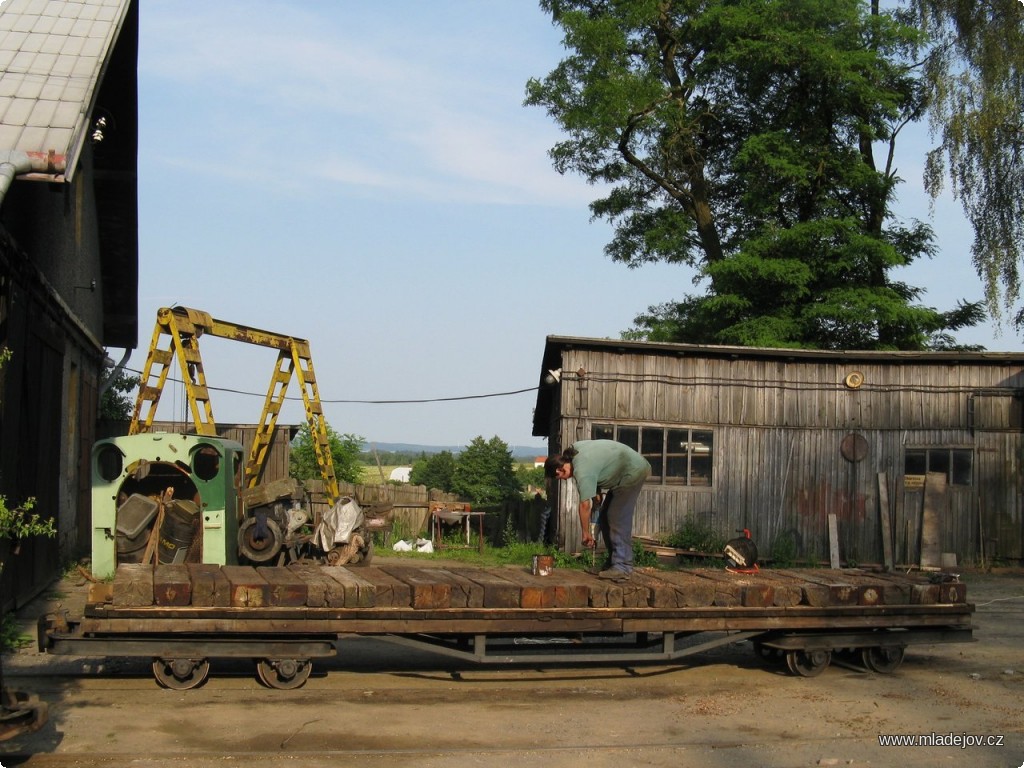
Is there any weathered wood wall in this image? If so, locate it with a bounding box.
[546,345,1024,566]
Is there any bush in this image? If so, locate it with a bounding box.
[664,519,726,553]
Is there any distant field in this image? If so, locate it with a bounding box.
[356,462,541,486]
[358,464,403,484]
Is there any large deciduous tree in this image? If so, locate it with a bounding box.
[526,0,985,350]
[913,0,1024,329]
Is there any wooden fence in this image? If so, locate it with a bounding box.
[305,481,551,549]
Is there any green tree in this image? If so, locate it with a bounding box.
[913,0,1024,330]
[99,365,140,421]
[409,450,457,492]
[516,463,546,494]
[451,436,522,505]
[526,0,984,350]
[289,425,364,485]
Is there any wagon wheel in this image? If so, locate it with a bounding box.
[861,645,905,674]
[785,649,831,677]
[256,658,312,690]
[753,642,785,664]
[152,657,210,690]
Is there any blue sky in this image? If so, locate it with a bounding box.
[128,0,1021,449]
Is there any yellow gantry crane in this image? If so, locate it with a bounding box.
[129,306,339,504]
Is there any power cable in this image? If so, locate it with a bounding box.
[121,366,540,405]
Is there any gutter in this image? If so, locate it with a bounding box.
[0,150,68,206]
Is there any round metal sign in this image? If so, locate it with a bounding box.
[840,433,869,462]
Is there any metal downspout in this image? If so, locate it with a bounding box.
[0,150,67,207]
[98,348,132,399]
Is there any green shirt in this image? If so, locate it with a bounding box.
[570,440,651,500]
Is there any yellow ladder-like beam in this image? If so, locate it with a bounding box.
[130,307,217,435]
[130,306,340,504]
[293,342,339,504]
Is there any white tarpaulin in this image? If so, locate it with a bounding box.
[313,497,364,552]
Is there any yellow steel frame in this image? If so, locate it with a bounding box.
[129,306,340,504]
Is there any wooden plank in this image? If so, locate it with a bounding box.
[878,472,894,571]
[448,568,520,609]
[910,581,966,605]
[857,572,913,605]
[629,571,682,608]
[837,571,909,606]
[322,567,376,608]
[112,563,154,607]
[423,569,484,609]
[153,564,191,606]
[765,570,830,607]
[650,570,717,607]
[693,570,773,607]
[537,568,590,609]
[380,567,451,609]
[618,579,650,608]
[288,563,349,608]
[221,565,272,608]
[352,566,412,608]
[187,563,231,607]
[828,513,841,569]
[286,563,329,607]
[497,568,557,608]
[260,566,310,607]
[582,576,625,609]
[741,571,802,607]
[920,472,945,568]
[239,477,301,508]
[782,569,862,605]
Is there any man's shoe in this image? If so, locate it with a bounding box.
[598,568,631,581]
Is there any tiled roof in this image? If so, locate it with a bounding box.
[0,0,132,180]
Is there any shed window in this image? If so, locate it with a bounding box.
[591,424,713,487]
[904,448,973,487]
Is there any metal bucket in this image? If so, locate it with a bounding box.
[116,528,150,563]
[531,554,554,576]
[157,500,199,564]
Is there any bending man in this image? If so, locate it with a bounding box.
[544,440,651,581]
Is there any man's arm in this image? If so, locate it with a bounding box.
[579,497,594,547]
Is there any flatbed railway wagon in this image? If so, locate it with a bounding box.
[38,563,974,689]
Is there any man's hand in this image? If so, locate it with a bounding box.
[581,530,595,547]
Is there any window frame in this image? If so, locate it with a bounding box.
[590,423,714,488]
[903,446,974,488]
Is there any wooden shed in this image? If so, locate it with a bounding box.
[533,336,1024,568]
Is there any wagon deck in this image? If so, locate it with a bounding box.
[39,563,974,689]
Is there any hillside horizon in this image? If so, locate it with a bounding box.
[364,442,548,461]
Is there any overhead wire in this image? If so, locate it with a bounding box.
[121,363,1023,407]
[122,366,541,405]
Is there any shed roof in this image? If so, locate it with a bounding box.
[0,0,132,180]
[532,335,1024,437]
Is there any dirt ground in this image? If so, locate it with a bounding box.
[0,564,1021,768]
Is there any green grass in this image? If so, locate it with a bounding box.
[0,612,33,653]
